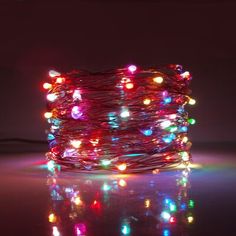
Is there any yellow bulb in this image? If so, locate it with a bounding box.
[73,196,83,206]
[48,213,57,223]
[188,98,196,105]
[118,179,127,187]
[143,98,151,105]
[43,82,52,90]
[182,136,188,143]
[56,77,65,84]
[145,199,151,208]
[187,216,194,223]
[70,140,82,148]
[153,76,163,84]
[118,163,127,171]
[44,112,53,119]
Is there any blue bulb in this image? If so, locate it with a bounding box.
[163,229,170,236]
[181,203,187,210]
[164,97,172,104]
[162,136,172,143]
[47,133,55,140]
[180,126,188,132]
[142,129,153,136]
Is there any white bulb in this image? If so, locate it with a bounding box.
[47,93,57,102]
[73,89,82,101]
[120,108,130,118]
[49,70,61,78]
[160,120,171,129]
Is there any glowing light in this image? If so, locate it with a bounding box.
[164,97,172,104]
[43,82,52,90]
[169,203,177,212]
[160,120,171,129]
[118,163,127,171]
[118,179,127,187]
[44,112,53,119]
[121,222,131,235]
[182,136,188,143]
[90,138,99,146]
[161,211,171,221]
[125,83,134,89]
[143,98,151,105]
[73,89,82,101]
[180,151,189,161]
[181,71,191,79]
[91,200,101,210]
[70,140,82,148]
[153,76,163,84]
[48,133,55,140]
[56,77,65,84]
[120,108,130,118]
[188,98,196,105]
[188,199,195,208]
[52,226,60,236]
[49,70,61,78]
[47,160,56,172]
[101,159,111,166]
[48,213,57,223]
[71,106,83,119]
[145,199,151,208]
[47,93,57,102]
[127,64,137,73]
[187,216,194,223]
[169,216,176,223]
[163,229,170,236]
[188,118,196,125]
[169,114,177,119]
[102,183,111,191]
[72,196,83,206]
[74,223,86,236]
[142,129,153,136]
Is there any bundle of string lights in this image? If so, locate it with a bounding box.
[43,64,196,173]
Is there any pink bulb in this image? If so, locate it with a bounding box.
[127,65,137,73]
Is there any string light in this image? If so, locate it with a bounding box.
[43,65,195,173]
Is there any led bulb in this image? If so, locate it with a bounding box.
[71,106,83,119]
[56,77,65,84]
[44,112,53,119]
[43,82,52,90]
[118,163,127,171]
[120,108,130,118]
[47,93,57,102]
[153,76,163,84]
[49,70,61,78]
[143,98,151,105]
[127,64,137,73]
[70,140,82,148]
[73,89,82,101]
[125,83,134,89]
[160,120,171,129]
[188,98,196,105]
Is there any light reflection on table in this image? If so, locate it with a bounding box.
[46,162,195,236]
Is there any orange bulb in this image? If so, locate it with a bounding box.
[43,82,52,90]
[48,213,57,223]
[117,163,127,171]
[44,112,53,119]
[125,83,134,89]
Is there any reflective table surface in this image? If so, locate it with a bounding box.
[0,145,236,236]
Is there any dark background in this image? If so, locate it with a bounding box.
[0,0,236,143]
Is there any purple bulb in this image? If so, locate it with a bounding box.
[71,106,83,119]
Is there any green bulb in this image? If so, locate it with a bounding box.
[101,159,111,167]
[188,199,195,208]
[188,118,196,125]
